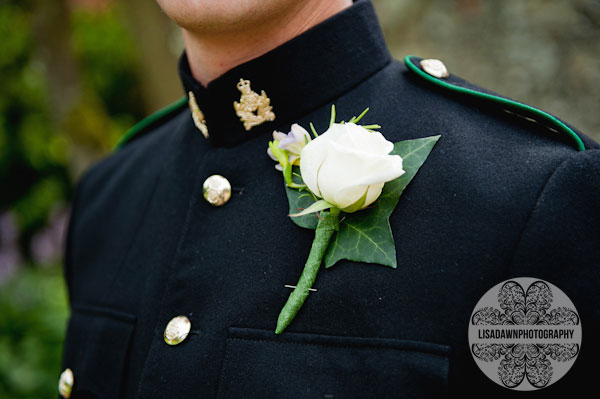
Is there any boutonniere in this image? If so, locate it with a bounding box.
[268,106,440,334]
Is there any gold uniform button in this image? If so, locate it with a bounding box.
[58,368,74,398]
[164,315,191,345]
[420,59,449,79]
[203,175,232,206]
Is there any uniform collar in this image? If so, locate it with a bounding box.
[178,0,391,147]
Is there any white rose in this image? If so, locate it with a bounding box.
[299,122,405,211]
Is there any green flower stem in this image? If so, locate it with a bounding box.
[275,208,341,334]
[283,162,293,186]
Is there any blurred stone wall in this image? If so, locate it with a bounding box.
[373,0,600,142]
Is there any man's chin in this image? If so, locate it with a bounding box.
[155,0,298,34]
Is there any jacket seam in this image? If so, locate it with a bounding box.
[506,155,574,277]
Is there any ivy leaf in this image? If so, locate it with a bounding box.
[284,167,320,229]
[323,135,441,268]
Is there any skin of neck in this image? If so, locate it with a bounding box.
[182,0,352,87]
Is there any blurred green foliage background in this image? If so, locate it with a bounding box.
[0,0,598,397]
[1,1,180,397]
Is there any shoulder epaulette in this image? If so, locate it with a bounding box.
[114,96,188,150]
[404,55,585,152]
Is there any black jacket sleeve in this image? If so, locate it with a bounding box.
[509,148,600,392]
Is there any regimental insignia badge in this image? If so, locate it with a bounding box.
[188,91,209,138]
[233,78,276,131]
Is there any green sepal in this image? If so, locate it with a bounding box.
[340,188,368,213]
[309,122,319,138]
[269,140,288,168]
[349,107,369,124]
[323,135,441,268]
[329,104,336,127]
[270,140,302,188]
[282,162,294,187]
[289,200,334,217]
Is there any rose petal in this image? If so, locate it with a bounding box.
[299,134,332,197]
[317,140,404,208]
[335,123,394,155]
[299,122,403,206]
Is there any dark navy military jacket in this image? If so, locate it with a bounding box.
[60,0,600,397]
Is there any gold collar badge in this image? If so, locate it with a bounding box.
[188,91,209,138]
[233,78,275,131]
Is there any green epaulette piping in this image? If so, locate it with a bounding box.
[404,55,585,152]
[114,96,188,150]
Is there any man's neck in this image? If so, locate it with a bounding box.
[182,0,352,87]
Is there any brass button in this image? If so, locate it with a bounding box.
[58,368,74,398]
[420,59,449,79]
[203,175,231,206]
[164,315,191,345]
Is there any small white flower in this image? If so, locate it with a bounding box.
[300,122,404,211]
[278,124,311,165]
[267,124,312,169]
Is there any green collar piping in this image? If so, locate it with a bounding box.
[404,55,585,152]
[114,96,188,150]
